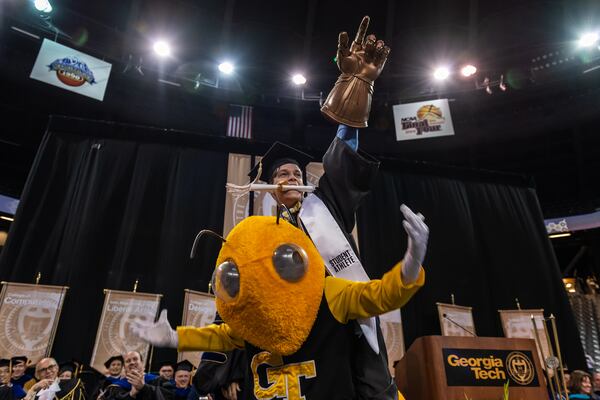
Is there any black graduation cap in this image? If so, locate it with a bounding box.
[103,355,124,369]
[248,142,313,183]
[59,361,77,375]
[10,356,27,365]
[174,360,194,373]
[157,361,174,370]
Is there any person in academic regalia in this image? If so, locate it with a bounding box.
[156,363,174,383]
[59,362,78,381]
[10,358,34,391]
[147,362,174,389]
[132,16,428,400]
[171,361,197,400]
[103,357,124,382]
[96,351,172,400]
[0,359,26,400]
[23,358,86,400]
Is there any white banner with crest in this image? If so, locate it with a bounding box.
[0,282,68,364]
[90,290,161,372]
[178,290,217,366]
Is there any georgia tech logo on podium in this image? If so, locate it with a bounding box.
[442,348,539,387]
[506,351,535,385]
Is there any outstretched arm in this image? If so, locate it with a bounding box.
[325,204,429,323]
[177,324,244,352]
[336,124,359,152]
[131,310,244,352]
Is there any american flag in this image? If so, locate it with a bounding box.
[226,104,253,139]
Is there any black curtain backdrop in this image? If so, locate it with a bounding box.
[357,165,587,370]
[0,117,228,366]
[0,115,587,372]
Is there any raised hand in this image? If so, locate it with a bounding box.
[321,16,391,128]
[336,16,390,82]
[400,204,429,284]
[130,309,179,348]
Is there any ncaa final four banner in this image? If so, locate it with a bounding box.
[178,290,217,366]
[0,282,68,364]
[30,39,112,101]
[90,290,161,372]
[393,99,455,141]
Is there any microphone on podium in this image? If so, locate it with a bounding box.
[442,313,476,337]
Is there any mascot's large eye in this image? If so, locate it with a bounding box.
[211,260,240,302]
[272,244,308,282]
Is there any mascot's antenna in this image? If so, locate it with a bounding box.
[190,229,226,259]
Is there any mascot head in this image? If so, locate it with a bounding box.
[211,216,324,355]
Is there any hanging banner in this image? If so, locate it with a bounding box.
[437,302,476,337]
[90,290,161,372]
[379,310,405,375]
[0,282,68,364]
[393,99,455,141]
[30,39,112,101]
[178,290,217,366]
[499,309,549,370]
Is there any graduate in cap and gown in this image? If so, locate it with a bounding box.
[22,358,86,400]
[10,358,34,391]
[132,16,428,400]
[0,359,26,400]
[96,351,170,400]
[147,362,175,389]
[104,356,125,382]
[171,361,197,400]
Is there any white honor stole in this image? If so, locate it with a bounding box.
[299,193,380,354]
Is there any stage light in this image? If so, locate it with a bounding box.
[549,232,571,239]
[562,278,576,293]
[461,64,477,77]
[578,32,599,48]
[33,0,52,13]
[433,67,450,81]
[292,73,307,85]
[499,75,507,91]
[153,40,171,57]
[218,61,234,75]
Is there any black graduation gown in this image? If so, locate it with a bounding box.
[193,314,247,400]
[315,137,399,400]
[95,377,173,400]
[53,379,87,400]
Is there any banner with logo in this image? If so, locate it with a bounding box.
[30,39,112,101]
[499,309,549,369]
[393,99,455,141]
[0,282,67,363]
[437,303,476,337]
[178,290,217,366]
[90,290,161,371]
[443,348,539,387]
[379,310,405,375]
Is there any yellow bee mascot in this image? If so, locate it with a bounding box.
[133,211,427,400]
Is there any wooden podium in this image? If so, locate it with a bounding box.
[395,336,548,400]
